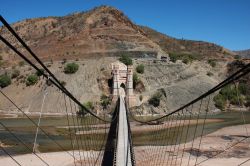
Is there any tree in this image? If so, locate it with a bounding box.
[213,94,226,110]
[36,69,45,76]
[0,74,11,88]
[100,94,111,109]
[64,63,79,74]
[119,54,133,65]
[136,64,144,74]
[26,74,38,86]
[148,92,162,107]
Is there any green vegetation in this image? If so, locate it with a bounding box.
[0,74,11,88]
[11,69,20,79]
[26,74,38,86]
[64,63,79,74]
[182,58,189,64]
[0,61,5,67]
[100,94,111,109]
[238,83,247,95]
[148,92,162,107]
[208,59,216,67]
[60,81,66,87]
[207,71,213,77]
[139,95,143,101]
[136,64,145,74]
[169,52,199,64]
[169,53,178,63]
[84,101,94,110]
[234,55,241,60]
[36,69,45,76]
[119,54,133,65]
[245,96,250,107]
[133,73,140,88]
[78,101,94,116]
[19,61,25,67]
[213,94,226,110]
[213,83,249,110]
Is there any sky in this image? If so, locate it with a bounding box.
[0,0,250,51]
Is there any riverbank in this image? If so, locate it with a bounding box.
[134,124,250,166]
[0,124,249,165]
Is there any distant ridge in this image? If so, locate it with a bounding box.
[234,49,250,58]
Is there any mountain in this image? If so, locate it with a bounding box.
[0,6,235,67]
[0,6,238,114]
[234,49,250,58]
[141,26,235,60]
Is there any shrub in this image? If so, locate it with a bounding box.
[0,61,5,67]
[83,101,94,110]
[133,73,140,88]
[100,94,111,109]
[208,59,216,67]
[169,52,199,63]
[229,95,244,105]
[213,94,226,110]
[46,79,52,86]
[26,74,38,86]
[78,101,94,116]
[0,74,11,88]
[11,69,20,79]
[0,55,2,60]
[148,92,162,107]
[238,83,247,95]
[136,64,144,74]
[182,58,189,64]
[139,95,143,101]
[220,85,234,98]
[207,72,213,76]
[64,63,79,74]
[60,81,66,87]
[244,96,250,107]
[213,84,248,109]
[234,55,240,60]
[19,61,25,67]
[119,54,133,65]
[36,69,45,77]
[169,53,178,63]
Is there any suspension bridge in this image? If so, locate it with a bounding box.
[0,15,250,166]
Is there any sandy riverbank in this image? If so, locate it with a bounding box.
[0,124,249,166]
[134,124,250,166]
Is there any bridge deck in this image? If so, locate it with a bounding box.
[116,97,132,166]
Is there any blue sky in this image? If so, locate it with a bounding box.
[0,0,249,50]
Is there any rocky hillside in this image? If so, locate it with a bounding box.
[235,49,250,58]
[0,6,235,68]
[141,26,236,60]
[0,6,241,115]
